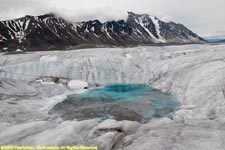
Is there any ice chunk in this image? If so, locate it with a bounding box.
[67,80,89,90]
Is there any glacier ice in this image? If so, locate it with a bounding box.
[1,44,225,149]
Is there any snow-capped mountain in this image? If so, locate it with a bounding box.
[0,12,205,51]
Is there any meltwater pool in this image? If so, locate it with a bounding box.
[50,84,179,123]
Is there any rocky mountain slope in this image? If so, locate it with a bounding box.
[0,12,205,51]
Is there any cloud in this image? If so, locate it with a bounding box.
[0,0,224,37]
[0,0,49,20]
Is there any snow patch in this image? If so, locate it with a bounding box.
[35,79,56,85]
[137,18,158,42]
[16,49,23,52]
[91,27,95,32]
[40,55,58,62]
[150,16,166,43]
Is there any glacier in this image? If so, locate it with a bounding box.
[1,44,225,149]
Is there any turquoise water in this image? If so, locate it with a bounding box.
[50,84,179,123]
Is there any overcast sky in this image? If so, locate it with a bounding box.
[0,0,224,37]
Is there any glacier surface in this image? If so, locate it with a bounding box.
[1,44,225,149]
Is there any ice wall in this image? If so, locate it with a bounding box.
[0,56,162,84]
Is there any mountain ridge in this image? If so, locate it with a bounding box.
[0,12,206,52]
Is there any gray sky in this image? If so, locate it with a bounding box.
[0,0,224,37]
